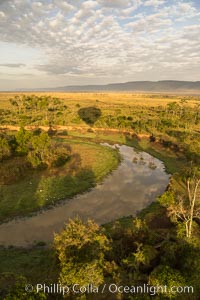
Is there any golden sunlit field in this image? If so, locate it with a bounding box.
[0,92,199,110]
[1,92,200,135]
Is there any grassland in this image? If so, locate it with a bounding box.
[0,91,199,107]
[1,92,200,130]
[66,131,185,174]
[0,138,119,222]
[1,91,199,221]
[1,92,200,299]
[0,246,58,283]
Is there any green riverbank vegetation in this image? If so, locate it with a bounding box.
[0,128,119,222]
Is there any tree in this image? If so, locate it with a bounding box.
[54,218,110,290]
[186,174,200,238]
[28,132,51,167]
[167,102,180,117]
[37,96,49,121]
[149,265,185,299]
[15,127,32,155]
[9,98,19,114]
[159,170,200,239]
[123,242,157,273]
[0,136,11,161]
[1,274,47,300]
[50,143,71,167]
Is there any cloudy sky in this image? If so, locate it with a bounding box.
[0,0,200,90]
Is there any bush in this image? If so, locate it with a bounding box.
[32,127,42,136]
[0,160,33,184]
[60,130,68,136]
[47,126,56,137]
[51,155,69,167]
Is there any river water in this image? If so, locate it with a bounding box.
[0,144,170,247]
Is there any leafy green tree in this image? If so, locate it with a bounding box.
[177,242,200,297]
[167,102,180,117]
[149,265,186,299]
[37,96,49,121]
[54,218,110,290]
[0,136,11,161]
[123,242,157,274]
[1,274,47,300]
[9,98,19,114]
[15,127,32,155]
[28,132,51,167]
[51,143,71,167]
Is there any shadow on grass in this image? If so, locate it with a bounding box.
[0,152,96,222]
[78,107,101,126]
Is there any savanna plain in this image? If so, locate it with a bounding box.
[0,92,200,299]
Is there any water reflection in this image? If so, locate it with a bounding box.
[0,144,170,247]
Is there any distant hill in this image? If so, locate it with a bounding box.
[18,80,200,93]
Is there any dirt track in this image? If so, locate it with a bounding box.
[0,124,150,139]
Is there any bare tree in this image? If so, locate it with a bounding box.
[187,176,200,238]
[167,173,200,238]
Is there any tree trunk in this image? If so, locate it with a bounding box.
[187,178,200,238]
[185,220,189,238]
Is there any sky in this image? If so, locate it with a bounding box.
[0,0,200,90]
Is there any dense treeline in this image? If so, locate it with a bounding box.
[2,213,200,299]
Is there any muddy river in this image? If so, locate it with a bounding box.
[0,144,170,247]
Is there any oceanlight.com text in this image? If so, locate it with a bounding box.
[25,283,194,296]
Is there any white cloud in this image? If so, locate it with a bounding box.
[53,0,75,12]
[0,63,25,68]
[82,1,99,9]
[0,11,6,18]
[126,11,172,33]
[144,0,165,7]
[98,0,131,8]
[121,6,140,16]
[0,0,199,89]
[178,2,196,13]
